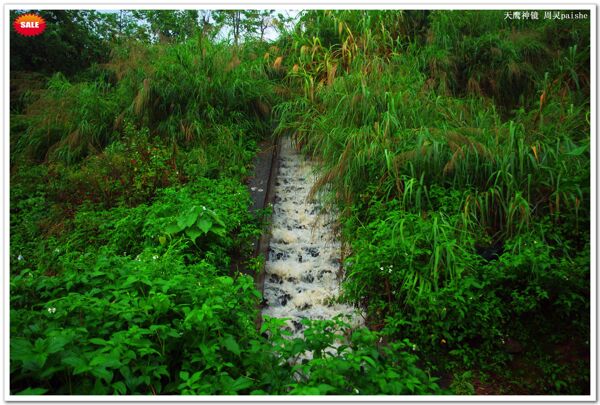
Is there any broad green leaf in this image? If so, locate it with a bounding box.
[10,338,33,360]
[178,206,201,229]
[21,353,48,371]
[164,221,183,235]
[196,216,212,234]
[138,347,160,357]
[91,366,114,384]
[62,356,90,374]
[90,354,122,369]
[185,226,202,242]
[361,355,377,368]
[218,276,234,286]
[290,386,321,395]
[210,225,226,237]
[123,275,140,288]
[206,209,226,227]
[112,381,127,395]
[223,335,241,356]
[317,384,337,394]
[230,376,253,392]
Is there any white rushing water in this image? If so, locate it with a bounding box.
[261,137,363,338]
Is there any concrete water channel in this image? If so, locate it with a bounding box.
[249,137,363,338]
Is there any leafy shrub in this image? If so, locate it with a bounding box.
[283,319,442,395]
[10,175,268,394]
[487,227,589,336]
[343,198,479,310]
[10,247,262,394]
[43,123,181,209]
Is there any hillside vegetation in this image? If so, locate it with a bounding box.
[9,10,590,395]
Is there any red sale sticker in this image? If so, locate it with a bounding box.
[13,13,46,37]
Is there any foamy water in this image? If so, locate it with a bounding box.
[262,138,363,339]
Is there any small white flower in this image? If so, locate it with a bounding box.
[250,187,257,191]
[54,248,60,253]
[202,206,207,211]
[17,255,24,261]
[258,188,264,192]
[152,255,158,260]
[47,307,56,314]
[354,388,360,394]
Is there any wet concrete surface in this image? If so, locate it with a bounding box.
[244,140,281,328]
[247,140,278,214]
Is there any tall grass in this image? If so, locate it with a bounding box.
[274,9,590,298]
[12,37,279,166]
[13,73,122,164]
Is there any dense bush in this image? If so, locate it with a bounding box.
[11,209,439,394]
[275,9,590,394]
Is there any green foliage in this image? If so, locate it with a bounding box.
[281,318,441,395]
[10,9,590,396]
[450,371,475,395]
[164,205,226,242]
[344,198,477,305]
[10,10,112,76]
[133,10,200,42]
[11,247,262,394]
[11,240,439,395]
[213,10,276,45]
[12,35,276,166]
[13,72,122,164]
[274,9,589,393]
[10,174,266,394]
[39,123,181,209]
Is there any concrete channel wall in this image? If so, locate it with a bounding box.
[245,139,281,328]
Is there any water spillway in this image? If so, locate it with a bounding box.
[261,137,362,338]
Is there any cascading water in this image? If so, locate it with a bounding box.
[261,137,362,338]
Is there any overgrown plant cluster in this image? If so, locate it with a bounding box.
[10,9,590,395]
[276,10,590,394]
